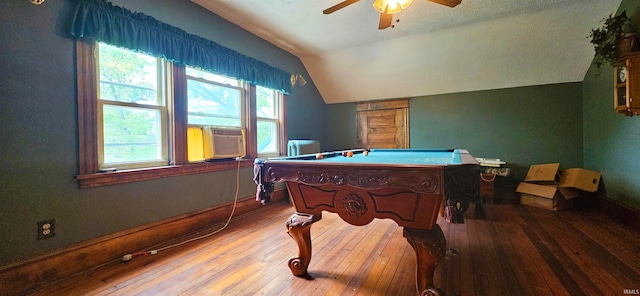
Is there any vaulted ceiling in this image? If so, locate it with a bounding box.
[192,0,622,104]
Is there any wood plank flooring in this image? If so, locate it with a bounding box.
[27,200,640,296]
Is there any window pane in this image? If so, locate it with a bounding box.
[98,43,159,105]
[103,105,163,163]
[257,120,277,154]
[188,114,240,126]
[186,67,240,86]
[187,72,241,127]
[187,80,240,117]
[257,86,276,119]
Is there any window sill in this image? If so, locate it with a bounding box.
[76,159,255,189]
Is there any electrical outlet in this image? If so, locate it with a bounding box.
[37,219,55,240]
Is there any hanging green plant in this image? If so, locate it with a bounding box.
[588,11,638,75]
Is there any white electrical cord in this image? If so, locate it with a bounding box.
[122,159,242,262]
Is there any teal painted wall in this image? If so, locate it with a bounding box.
[325,103,358,151]
[410,83,584,180]
[583,0,640,209]
[0,0,324,265]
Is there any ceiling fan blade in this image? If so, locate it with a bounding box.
[378,12,393,30]
[323,0,360,14]
[428,0,462,8]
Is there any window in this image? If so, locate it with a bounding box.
[185,67,245,162]
[186,67,243,127]
[256,86,281,157]
[97,43,169,169]
[76,41,286,187]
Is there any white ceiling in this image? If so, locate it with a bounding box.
[192,0,622,104]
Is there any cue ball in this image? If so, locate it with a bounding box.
[363,150,369,156]
[347,151,354,157]
[315,153,323,159]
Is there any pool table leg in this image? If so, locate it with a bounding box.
[403,225,447,296]
[285,213,315,276]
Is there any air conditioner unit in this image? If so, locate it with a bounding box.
[188,126,246,161]
[205,126,246,159]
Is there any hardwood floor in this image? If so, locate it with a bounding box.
[28,200,640,296]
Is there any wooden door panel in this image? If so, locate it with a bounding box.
[368,127,397,133]
[368,117,395,127]
[368,134,397,148]
[357,99,409,149]
[368,133,395,142]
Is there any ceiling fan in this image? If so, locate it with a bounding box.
[323,0,462,30]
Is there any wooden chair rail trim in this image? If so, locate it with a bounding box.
[0,190,287,296]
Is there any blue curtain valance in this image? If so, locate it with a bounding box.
[70,0,292,95]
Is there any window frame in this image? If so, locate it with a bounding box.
[256,87,284,158]
[76,40,286,188]
[96,44,171,170]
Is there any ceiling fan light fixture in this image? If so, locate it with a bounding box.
[386,3,402,14]
[372,0,387,13]
[372,0,413,13]
[398,0,413,9]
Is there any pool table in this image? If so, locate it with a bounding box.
[253,149,479,295]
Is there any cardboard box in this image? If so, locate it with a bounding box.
[560,168,601,192]
[524,163,561,185]
[516,182,582,211]
[525,164,601,192]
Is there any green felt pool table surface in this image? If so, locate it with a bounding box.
[268,149,474,166]
[325,149,461,164]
